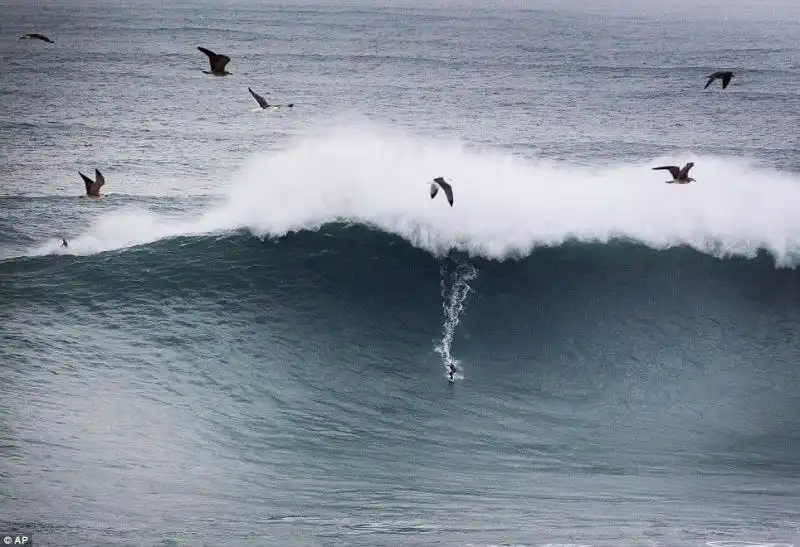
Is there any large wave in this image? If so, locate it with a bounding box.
[21,122,800,267]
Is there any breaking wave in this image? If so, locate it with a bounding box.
[11,123,800,268]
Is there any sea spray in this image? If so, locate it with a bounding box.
[434,256,479,380]
[17,123,800,266]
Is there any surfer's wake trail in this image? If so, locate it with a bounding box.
[434,257,479,380]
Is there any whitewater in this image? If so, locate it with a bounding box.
[17,124,800,267]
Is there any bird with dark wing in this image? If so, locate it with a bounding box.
[248,87,295,110]
[198,47,232,76]
[20,33,54,43]
[704,71,734,90]
[652,162,696,184]
[79,169,106,198]
[429,176,454,206]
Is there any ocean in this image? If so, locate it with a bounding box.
[1,0,799,545]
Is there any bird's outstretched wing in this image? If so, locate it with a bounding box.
[197,47,229,72]
[704,76,716,89]
[430,182,439,199]
[248,88,268,108]
[94,169,106,192]
[197,47,216,69]
[678,162,694,178]
[721,72,733,89]
[432,177,453,206]
[21,33,53,42]
[652,166,680,179]
[79,172,94,195]
[438,180,454,206]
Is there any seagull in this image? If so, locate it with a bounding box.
[429,176,454,206]
[248,87,294,111]
[704,71,734,90]
[652,162,696,184]
[197,47,232,76]
[20,33,54,43]
[79,169,106,198]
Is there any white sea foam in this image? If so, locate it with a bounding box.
[434,259,478,378]
[25,122,800,267]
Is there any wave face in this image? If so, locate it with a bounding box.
[5,222,800,449]
[8,124,800,267]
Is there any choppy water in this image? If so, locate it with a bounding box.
[1,1,800,545]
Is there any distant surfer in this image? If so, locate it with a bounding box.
[447,363,457,382]
[61,238,68,248]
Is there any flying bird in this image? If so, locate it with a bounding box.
[429,176,454,206]
[704,71,734,90]
[248,87,295,110]
[652,162,696,184]
[79,169,106,198]
[197,47,232,76]
[20,33,53,43]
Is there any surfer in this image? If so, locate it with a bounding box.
[447,363,457,381]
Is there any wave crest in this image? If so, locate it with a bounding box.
[21,123,800,266]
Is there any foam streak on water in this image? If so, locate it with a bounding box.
[434,257,478,379]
